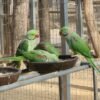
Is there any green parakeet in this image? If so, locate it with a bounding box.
[35,42,60,57]
[0,29,40,69]
[59,26,100,73]
[19,49,59,62]
[16,29,40,56]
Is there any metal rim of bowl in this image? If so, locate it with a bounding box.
[0,67,21,77]
[26,56,78,64]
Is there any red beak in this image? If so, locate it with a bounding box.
[35,34,39,38]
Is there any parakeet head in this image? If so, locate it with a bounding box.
[59,26,69,37]
[26,29,39,40]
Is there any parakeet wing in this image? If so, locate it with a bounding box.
[33,49,59,62]
[20,50,48,62]
[16,40,28,56]
[36,42,60,56]
[19,49,59,62]
[68,32,92,58]
[68,32,100,73]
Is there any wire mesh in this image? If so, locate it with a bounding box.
[0,0,13,55]
[69,1,100,100]
[0,0,60,100]
[0,0,100,100]
[0,78,60,100]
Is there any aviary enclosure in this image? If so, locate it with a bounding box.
[0,0,100,100]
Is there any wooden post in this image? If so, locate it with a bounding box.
[83,0,100,57]
[38,0,50,42]
[12,0,29,54]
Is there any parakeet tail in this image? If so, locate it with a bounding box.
[86,57,100,73]
[0,56,25,62]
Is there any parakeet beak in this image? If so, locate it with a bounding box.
[59,31,67,37]
[59,31,62,36]
[59,31,65,37]
[35,34,39,38]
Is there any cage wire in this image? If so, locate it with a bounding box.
[0,0,100,100]
[0,0,13,55]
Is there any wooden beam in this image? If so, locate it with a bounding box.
[83,0,100,57]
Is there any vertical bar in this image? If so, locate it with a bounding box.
[30,0,37,28]
[93,69,98,100]
[60,0,69,55]
[0,0,4,54]
[59,75,67,100]
[75,0,83,36]
[59,0,71,100]
[59,74,71,100]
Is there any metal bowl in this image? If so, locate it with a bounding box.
[0,67,21,86]
[25,55,78,74]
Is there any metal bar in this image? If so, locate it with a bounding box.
[75,0,84,36]
[0,0,4,54]
[30,0,37,28]
[60,0,69,55]
[93,69,98,100]
[0,65,89,92]
[71,84,100,92]
[59,75,67,100]
[60,0,70,100]
[18,71,40,81]
[59,75,71,100]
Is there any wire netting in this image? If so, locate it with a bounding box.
[0,0,100,100]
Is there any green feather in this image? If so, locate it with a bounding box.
[16,29,39,56]
[60,26,100,73]
[60,26,69,33]
[0,56,25,62]
[16,40,28,56]
[35,42,60,56]
[86,58,100,73]
[19,49,59,62]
